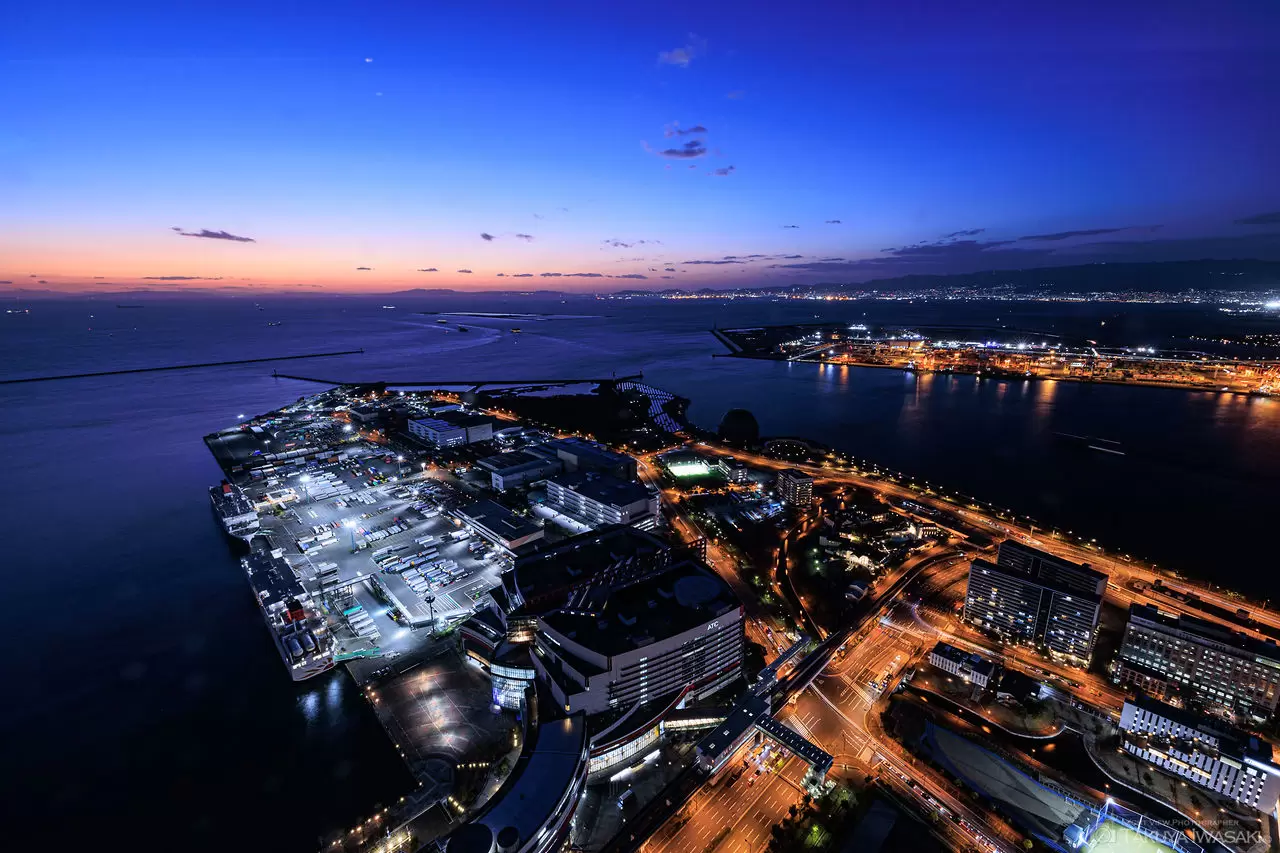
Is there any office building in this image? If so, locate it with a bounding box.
[478,448,563,492]
[963,541,1106,666]
[547,437,638,481]
[407,411,494,447]
[776,468,813,507]
[1120,694,1280,811]
[1114,604,1280,723]
[545,471,658,530]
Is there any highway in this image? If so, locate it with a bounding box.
[691,442,1276,645]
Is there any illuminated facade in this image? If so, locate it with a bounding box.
[963,541,1105,666]
[1120,695,1280,811]
[1114,604,1280,723]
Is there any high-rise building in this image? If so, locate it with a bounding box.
[963,541,1106,666]
[776,468,813,507]
[1114,603,1280,723]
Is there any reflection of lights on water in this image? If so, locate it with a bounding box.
[300,690,321,721]
[326,675,342,710]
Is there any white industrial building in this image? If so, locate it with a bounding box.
[1120,695,1280,812]
[544,471,658,530]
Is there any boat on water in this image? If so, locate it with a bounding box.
[210,481,261,540]
[458,325,469,332]
[266,321,282,327]
[510,327,522,334]
[437,319,449,324]
[1052,432,1126,456]
[242,550,336,681]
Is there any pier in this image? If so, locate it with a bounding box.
[1,349,364,385]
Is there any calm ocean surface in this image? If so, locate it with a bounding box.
[2,293,1277,850]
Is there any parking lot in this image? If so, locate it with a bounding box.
[252,454,509,638]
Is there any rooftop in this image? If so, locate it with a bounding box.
[510,526,671,608]
[548,471,651,506]
[477,448,559,474]
[1128,603,1280,661]
[456,499,543,545]
[453,714,587,853]
[541,559,738,657]
[548,436,634,466]
[1128,693,1275,764]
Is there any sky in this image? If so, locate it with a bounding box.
[2,0,1279,293]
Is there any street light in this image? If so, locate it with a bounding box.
[397,455,405,477]
[344,519,358,550]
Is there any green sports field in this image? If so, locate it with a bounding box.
[1085,819,1178,853]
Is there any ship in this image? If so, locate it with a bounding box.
[210,480,261,540]
[242,551,336,681]
[458,325,469,332]
[510,327,522,334]
[1052,432,1126,456]
[437,319,449,324]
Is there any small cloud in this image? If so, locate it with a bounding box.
[171,227,256,243]
[514,234,535,242]
[512,273,534,278]
[93,276,106,279]
[356,266,372,270]
[782,254,802,259]
[659,139,707,159]
[496,273,505,277]
[826,219,842,225]
[532,213,544,220]
[365,58,373,63]
[457,269,473,274]
[614,273,647,280]
[711,165,735,176]
[480,233,495,241]
[726,90,745,99]
[1018,227,1132,242]
[29,274,38,278]
[664,267,676,272]
[417,268,438,272]
[782,224,800,229]
[564,272,603,278]
[540,272,563,277]
[38,280,48,284]
[661,275,674,280]
[603,239,659,248]
[1234,211,1280,226]
[664,123,708,137]
[142,275,224,281]
[942,228,984,238]
[658,35,705,68]
[680,259,743,265]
